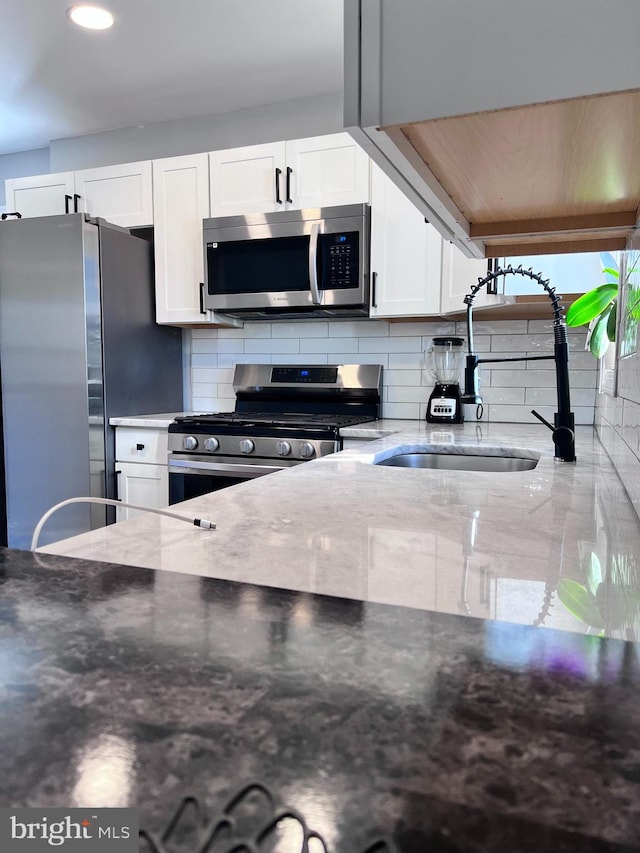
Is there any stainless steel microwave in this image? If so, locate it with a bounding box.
[202,203,370,319]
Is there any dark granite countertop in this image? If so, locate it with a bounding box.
[1,546,640,852]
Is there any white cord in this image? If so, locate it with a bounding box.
[31,497,216,552]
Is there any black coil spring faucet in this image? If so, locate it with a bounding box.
[460,265,577,462]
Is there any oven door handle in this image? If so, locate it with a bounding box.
[168,458,286,477]
[308,221,321,305]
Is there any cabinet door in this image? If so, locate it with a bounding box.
[369,162,441,317]
[74,161,153,227]
[440,242,497,314]
[209,142,286,216]
[115,461,168,521]
[153,153,212,324]
[5,173,75,218]
[284,133,370,209]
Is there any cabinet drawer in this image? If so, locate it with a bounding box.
[115,428,168,465]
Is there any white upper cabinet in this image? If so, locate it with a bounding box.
[209,142,286,217]
[5,162,153,227]
[440,242,497,314]
[153,153,237,326]
[209,133,369,217]
[74,161,153,227]
[153,153,210,324]
[5,172,75,217]
[283,134,370,210]
[369,162,441,317]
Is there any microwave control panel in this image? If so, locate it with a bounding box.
[320,231,359,290]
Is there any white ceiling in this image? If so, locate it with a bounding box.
[0,0,344,156]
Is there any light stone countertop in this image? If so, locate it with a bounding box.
[41,421,640,640]
[109,412,191,428]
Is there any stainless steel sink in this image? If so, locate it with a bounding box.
[375,452,538,472]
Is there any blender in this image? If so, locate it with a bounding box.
[425,336,465,423]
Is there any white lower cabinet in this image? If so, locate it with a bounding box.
[114,427,169,521]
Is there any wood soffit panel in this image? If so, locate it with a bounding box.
[385,89,640,256]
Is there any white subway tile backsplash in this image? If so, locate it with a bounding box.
[491,333,555,352]
[332,354,389,367]
[359,336,421,353]
[276,321,329,338]
[526,387,596,407]
[390,321,454,337]
[387,385,428,404]
[217,327,246,339]
[270,353,329,365]
[389,352,426,369]
[242,322,273,338]
[300,337,357,353]
[458,319,529,335]
[191,337,221,354]
[185,317,598,424]
[328,320,389,337]
[191,354,218,369]
[216,339,245,354]
[478,387,526,405]
[492,369,557,388]
[386,369,422,386]
[244,338,300,354]
[383,402,421,419]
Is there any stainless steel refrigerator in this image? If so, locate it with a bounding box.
[0,213,183,549]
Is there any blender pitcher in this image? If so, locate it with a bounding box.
[425,336,465,423]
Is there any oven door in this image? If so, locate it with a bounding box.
[203,204,369,314]
[168,455,295,504]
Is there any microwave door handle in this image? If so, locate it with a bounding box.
[308,221,321,304]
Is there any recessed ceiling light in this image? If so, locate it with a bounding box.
[67,5,114,30]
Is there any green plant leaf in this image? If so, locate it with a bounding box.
[566,284,618,327]
[589,309,612,358]
[557,579,605,628]
[607,299,617,342]
[602,267,620,283]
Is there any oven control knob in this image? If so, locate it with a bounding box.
[183,435,198,451]
[239,439,255,454]
[299,442,316,459]
[276,440,292,457]
[204,437,220,452]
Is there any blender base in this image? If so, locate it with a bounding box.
[426,383,464,423]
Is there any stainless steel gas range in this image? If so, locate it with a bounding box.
[167,363,382,503]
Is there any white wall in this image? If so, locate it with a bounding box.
[50,93,343,172]
[189,318,597,424]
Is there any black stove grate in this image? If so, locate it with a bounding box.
[172,412,376,430]
[139,782,399,853]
